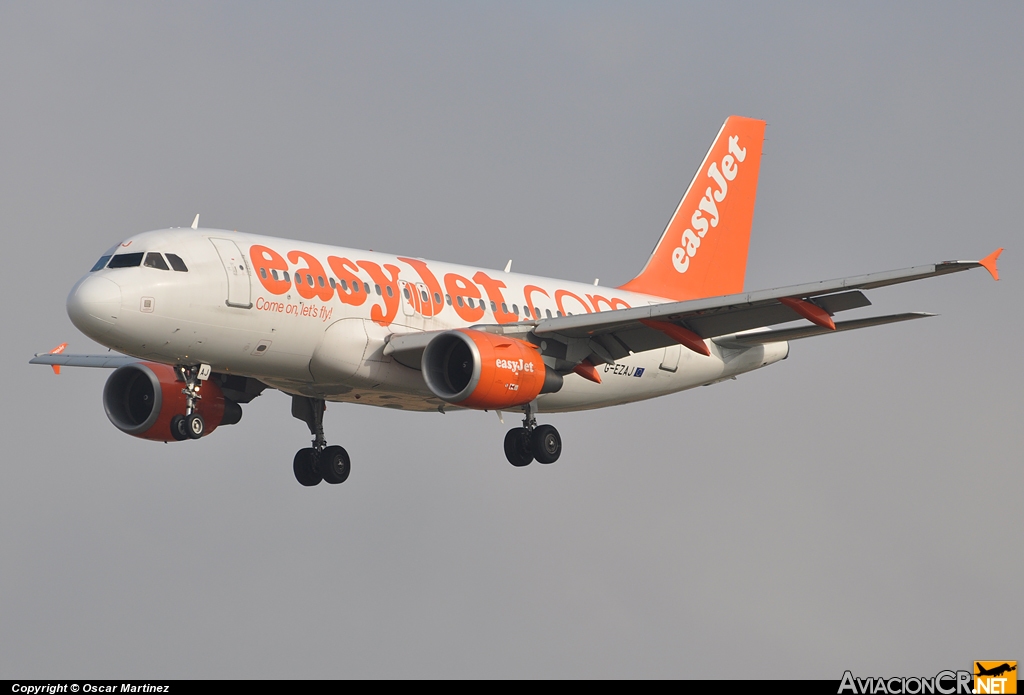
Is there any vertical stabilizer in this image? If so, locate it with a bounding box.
[619,116,766,301]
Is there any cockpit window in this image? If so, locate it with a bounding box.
[107,252,144,268]
[144,253,170,270]
[90,255,112,272]
[165,253,188,272]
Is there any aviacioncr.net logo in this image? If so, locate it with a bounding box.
[838,670,973,694]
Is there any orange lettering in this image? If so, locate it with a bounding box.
[586,294,631,312]
[445,273,485,322]
[524,285,551,318]
[473,271,515,324]
[357,260,401,326]
[326,256,368,306]
[555,289,593,316]
[250,245,290,295]
[287,250,334,302]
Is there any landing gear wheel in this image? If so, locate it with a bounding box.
[185,413,205,439]
[320,445,351,484]
[170,415,188,441]
[532,424,561,464]
[293,448,322,486]
[504,427,534,467]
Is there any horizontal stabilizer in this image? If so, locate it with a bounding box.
[713,313,934,347]
[30,353,138,369]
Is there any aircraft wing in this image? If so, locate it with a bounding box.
[30,353,138,369]
[518,252,1000,364]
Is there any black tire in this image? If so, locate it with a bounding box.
[504,427,534,467]
[170,414,188,441]
[532,424,561,464]
[320,445,351,484]
[293,448,322,486]
[185,412,205,439]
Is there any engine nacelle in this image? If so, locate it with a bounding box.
[102,362,239,442]
[422,329,562,410]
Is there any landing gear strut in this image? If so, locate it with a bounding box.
[503,402,562,467]
[291,396,350,487]
[170,364,207,441]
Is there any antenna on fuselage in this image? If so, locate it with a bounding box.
[504,259,512,273]
[191,214,200,230]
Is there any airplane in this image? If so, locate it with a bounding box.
[975,663,1016,678]
[31,115,1002,487]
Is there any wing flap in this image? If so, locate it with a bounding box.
[712,313,934,347]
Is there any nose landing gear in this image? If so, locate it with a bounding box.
[170,365,208,441]
[291,396,351,487]
[503,403,562,467]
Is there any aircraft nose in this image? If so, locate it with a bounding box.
[67,275,121,338]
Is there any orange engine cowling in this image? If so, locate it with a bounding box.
[102,362,236,442]
[422,329,562,410]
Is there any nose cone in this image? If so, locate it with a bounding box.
[67,275,121,339]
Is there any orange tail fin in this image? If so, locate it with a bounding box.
[619,115,766,301]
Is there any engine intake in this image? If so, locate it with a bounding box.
[103,362,236,441]
[422,329,561,410]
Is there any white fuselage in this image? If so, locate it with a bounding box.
[67,228,788,413]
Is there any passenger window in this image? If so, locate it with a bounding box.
[512,304,519,315]
[523,306,531,318]
[363,282,370,294]
[467,298,475,309]
[352,281,359,293]
[434,292,442,305]
[340,279,348,291]
[107,252,144,268]
[144,253,170,270]
[445,294,452,306]
[556,311,563,317]
[260,268,268,279]
[420,290,429,303]
[283,271,290,283]
[166,254,188,272]
[318,276,325,287]
[501,302,508,314]
[375,284,382,296]
[490,301,497,312]
[295,274,303,286]
[329,277,336,289]
[386,286,394,297]
[457,296,464,307]
[546,309,552,319]
[403,287,411,299]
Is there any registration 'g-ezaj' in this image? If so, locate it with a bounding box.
[34,116,1002,486]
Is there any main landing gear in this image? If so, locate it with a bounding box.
[503,403,562,467]
[170,364,208,441]
[291,395,351,487]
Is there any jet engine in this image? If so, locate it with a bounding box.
[102,362,241,442]
[421,329,562,410]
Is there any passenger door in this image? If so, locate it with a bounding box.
[209,238,252,309]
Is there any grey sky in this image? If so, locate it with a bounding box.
[1,2,1020,678]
